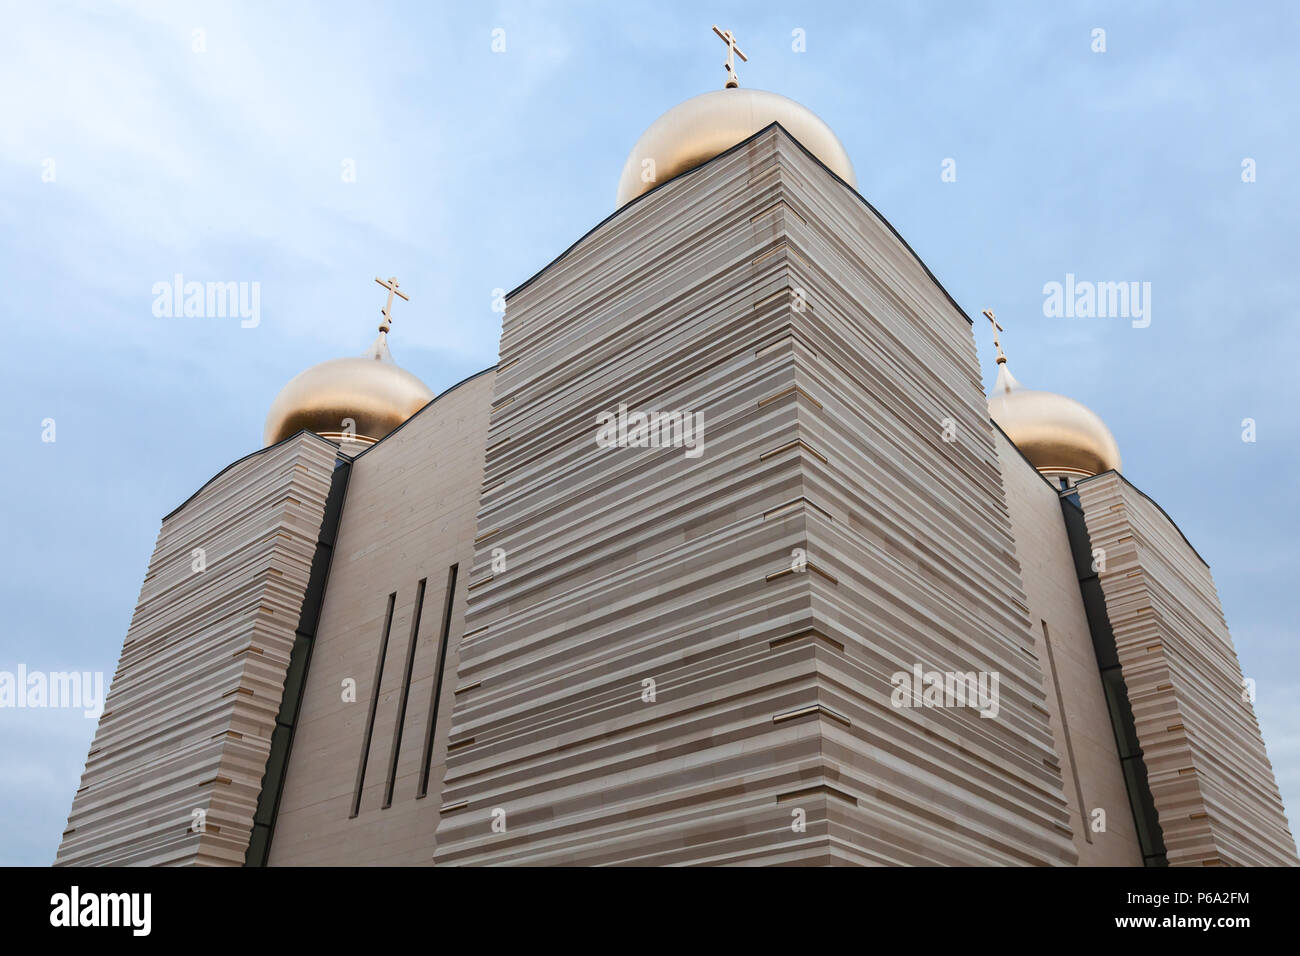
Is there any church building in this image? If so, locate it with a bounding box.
[56,33,1296,867]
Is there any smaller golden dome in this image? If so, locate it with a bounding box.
[988,363,1121,478]
[263,329,433,447]
[616,88,857,208]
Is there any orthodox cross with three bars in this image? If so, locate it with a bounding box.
[712,25,747,88]
[375,276,409,333]
[982,309,1007,365]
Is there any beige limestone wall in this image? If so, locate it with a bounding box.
[56,432,340,866]
[1076,471,1298,866]
[266,370,494,865]
[993,429,1142,865]
[434,126,1075,866]
[770,140,1075,866]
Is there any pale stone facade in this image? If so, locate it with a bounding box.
[1075,472,1296,865]
[264,369,493,865]
[56,125,1295,867]
[436,127,1075,865]
[56,432,340,865]
[994,429,1145,865]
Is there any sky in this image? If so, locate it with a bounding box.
[1,0,1297,866]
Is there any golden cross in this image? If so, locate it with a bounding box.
[712,25,748,89]
[982,309,1007,365]
[374,276,409,333]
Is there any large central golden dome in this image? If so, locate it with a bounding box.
[615,88,857,208]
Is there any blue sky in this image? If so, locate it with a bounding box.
[1,0,1297,865]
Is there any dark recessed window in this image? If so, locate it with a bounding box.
[418,564,460,799]
[383,578,427,808]
[351,592,396,818]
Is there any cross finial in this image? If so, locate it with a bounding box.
[982,309,1007,365]
[711,25,748,89]
[374,276,409,333]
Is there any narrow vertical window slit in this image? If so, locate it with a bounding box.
[383,578,427,808]
[350,592,395,818]
[418,564,459,798]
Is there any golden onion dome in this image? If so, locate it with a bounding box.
[616,87,857,208]
[988,362,1122,478]
[263,327,433,448]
